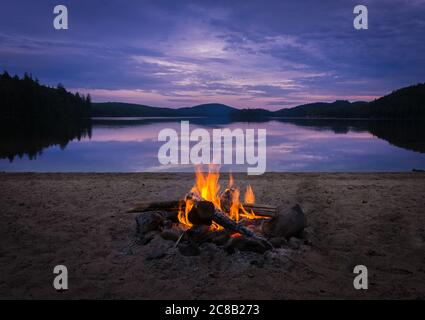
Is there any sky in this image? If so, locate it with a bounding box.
[1,0,424,109]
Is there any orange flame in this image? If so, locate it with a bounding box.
[193,165,221,209]
[229,188,240,222]
[178,165,263,229]
[228,172,234,188]
[178,199,193,228]
[245,185,255,204]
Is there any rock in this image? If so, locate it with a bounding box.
[269,237,288,248]
[135,211,164,235]
[160,230,180,242]
[186,225,211,243]
[250,259,264,268]
[199,242,220,256]
[158,211,179,222]
[225,236,269,254]
[162,219,173,229]
[145,236,174,259]
[262,204,306,239]
[139,231,156,245]
[211,231,231,246]
[178,243,201,256]
[288,237,302,249]
[146,250,166,260]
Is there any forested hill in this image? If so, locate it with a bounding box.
[367,83,425,118]
[91,83,425,119]
[275,84,425,118]
[0,71,91,120]
[273,100,369,118]
[91,102,237,117]
[3,71,422,120]
[0,71,92,161]
[91,102,174,117]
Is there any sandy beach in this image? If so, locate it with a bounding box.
[0,172,424,299]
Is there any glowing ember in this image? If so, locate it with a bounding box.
[178,165,264,229]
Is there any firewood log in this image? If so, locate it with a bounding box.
[128,200,277,218]
[220,187,236,212]
[185,194,271,246]
[185,192,214,225]
[219,187,277,218]
[187,200,215,225]
[240,203,277,218]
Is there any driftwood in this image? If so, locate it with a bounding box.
[128,199,276,218]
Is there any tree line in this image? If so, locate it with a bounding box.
[0,71,92,161]
[274,83,425,119]
[0,71,91,121]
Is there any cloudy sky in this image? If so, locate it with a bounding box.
[1,0,424,109]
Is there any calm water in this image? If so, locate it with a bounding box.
[1,118,425,172]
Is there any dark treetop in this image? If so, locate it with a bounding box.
[91,83,425,119]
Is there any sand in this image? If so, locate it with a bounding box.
[0,172,424,299]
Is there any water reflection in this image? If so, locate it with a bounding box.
[0,117,424,172]
[276,119,425,153]
[0,119,92,162]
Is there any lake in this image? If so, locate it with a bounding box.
[1,118,425,172]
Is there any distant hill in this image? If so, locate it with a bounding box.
[91,102,175,117]
[176,103,238,116]
[273,100,369,118]
[229,108,273,120]
[91,83,425,119]
[91,102,237,117]
[367,83,425,118]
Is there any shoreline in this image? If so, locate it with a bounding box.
[1,172,424,299]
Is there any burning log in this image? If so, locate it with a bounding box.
[220,186,236,212]
[187,200,215,225]
[220,187,277,218]
[186,192,271,246]
[240,203,277,218]
[128,200,276,218]
[212,209,259,239]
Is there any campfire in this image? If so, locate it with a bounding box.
[129,166,306,256]
[177,166,273,234]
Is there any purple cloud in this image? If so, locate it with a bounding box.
[1,0,424,109]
